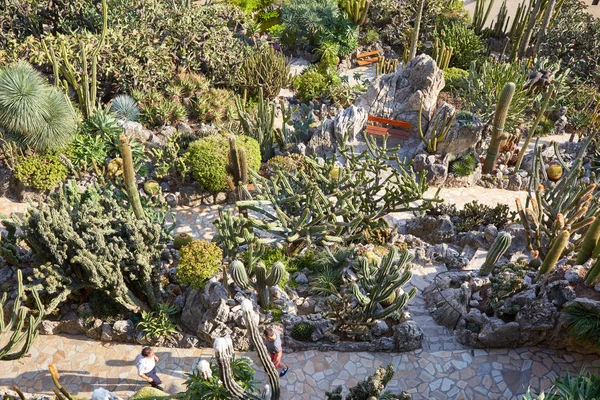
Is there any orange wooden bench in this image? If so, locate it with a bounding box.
[365,115,412,140]
[356,50,381,66]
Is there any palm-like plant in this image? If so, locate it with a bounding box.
[184,356,258,400]
[0,61,77,152]
[523,370,600,399]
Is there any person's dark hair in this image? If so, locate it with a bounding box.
[141,347,153,357]
[264,327,275,337]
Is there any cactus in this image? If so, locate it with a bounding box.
[173,233,193,250]
[537,230,570,279]
[518,0,545,59]
[230,253,285,307]
[120,134,145,220]
[479,232,512,276]
[507,0,530,60]
[375,57,399,76]
[432,38,453,70]
[584,257,600,286]
[576,217,600,265]
[49,364,74,400]
[291,322,315,341]
[490,0,509,39]
[1,270,62,360]
[515,84,555,170]
[408,0,425,60]
[472,0,495,35]
[342,0,369,25]
[235,88,276,161]
[351,247,417,322]
[43,0,107,118]
[534,0,557,56]
[213,300,280,400]
[418,98,455,153]
[483,82,516,174]
[227,135,249,201]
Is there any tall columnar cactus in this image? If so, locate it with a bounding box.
[230,258,285,308]
[352,247,417,322]
[515,84,555,170]
[120,134,145,220]
[575,217,600,265]
[472,0,495,35]
[537,230,570,279]
[343,0,369,25]
[585,257,600,286]
[479,232,512,276]
[418,98,455,153]
[213,300,280,400]
[375,57,399,76]
[534,0,557,55]
[44,0,107,117]
[432,38,453,70]
[235,88,275,161]
[408,0,425,60]
[483,82,516,174]
[0,270,59,361]
[518,0,545,59]
[49,364,74,400]
[227,136,249,201]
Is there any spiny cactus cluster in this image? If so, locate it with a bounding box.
[290,321,315,341]
[342,0,369,25]
[235,88,276,161]
[213,300,280,400]
[230,246,285,308]
[351,247,417,322]
[24,181,164,313]
[233,132,440,253]
[376,57,399,76]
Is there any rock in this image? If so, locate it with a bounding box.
[0,266,14,282]
[295,273,309,284]
[179,186,204,207]
[484,225,498,243]
[86,319,103,340]
[165,193,178,207]
[356,54,445,136]
[306,119,335,158]
[424,275,470,329]
[507,173,523,191]
[181,289,207,332]
[176,122,194,135]
[413,153,448,186]
[371,320,389,337]
[91,388,124,400]
[333,104,368,144]
[516,299,557,345]
[201,280,229,310]
[393,321,424,351]
[407,215,455,244]
[57,312,86,335]
[546,280,576,307]
[121,121,152,142]
[477,318,520,347]
[112,320,136,342]
[197,320,232,344]
[213,299,230,324]
[77,303,93,318]
[505,224,528,254]
[39,320,60,335]
[436,111,484,158]
[565,265,585,283]
[444,165,482,188]
[101,323,113,342]
[299,297,317,314]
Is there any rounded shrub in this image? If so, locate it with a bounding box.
[176,239,223,289]
[186,134,260,192]
[293,70,328,101]
[14,154,68,191]
[236,44,291,100]
[443,67,469,92]
[437,23,485,70]
[291,321,315,341]
[265,154,307,176]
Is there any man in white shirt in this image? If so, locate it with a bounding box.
[136,347,164,391]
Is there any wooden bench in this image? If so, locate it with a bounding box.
[356,50,381,66]
[365,115,412,140]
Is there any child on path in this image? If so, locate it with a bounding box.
[136,347,165,391]
[263,327,289,377]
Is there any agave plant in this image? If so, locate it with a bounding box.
[109,94,140,122]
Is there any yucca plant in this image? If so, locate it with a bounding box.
[564,302,600,349]
[109,94,140,122]
[523,370,600,399]
[0,61,77,152]
[451,153,477,177]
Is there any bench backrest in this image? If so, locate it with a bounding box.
[367,115,412,129]
[356,50,381,59]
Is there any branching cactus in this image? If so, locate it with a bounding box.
[432,38,453,70]
[483,82,515,174]
[479,232,512,276]
[537,230,570,279]
[120,134,145,220]
[352,247,417,322]
[213,300,280,400]
[343,0,369,25]
[49,364,75,400]
[235,88,275,161]
[230,259,285,308]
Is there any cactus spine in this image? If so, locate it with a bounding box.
[479,232,512,276]
[343,0,369,25]
[352,247,417,321]
[537,230,570,279]
[575,216,600,265]
[230,259,285,308]
[213,300,280,400]
[119,134,144,220]
[515,84,555,170]
[585,257,600,286]
[408,0,425,60]
[483,82,516,174]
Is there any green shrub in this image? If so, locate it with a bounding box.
[184,356,257,400]
[265,154,307,176]
[362,28,380,46]
[14,154,68,191]
[436,23,484,70]
[443,67,468,92]
[235,44,291,100]
[293,70,328,101]
[129,387,173,400]
[186,134,261,192]
[524,370,600,400]
[291,321,315,341]
[0,61,77,152]
[450,152,477,177]
[565,302,600,349]
[191,87,236,124]
[176,239,223,289]
[137,303,178,339]
[70,132,108,172]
